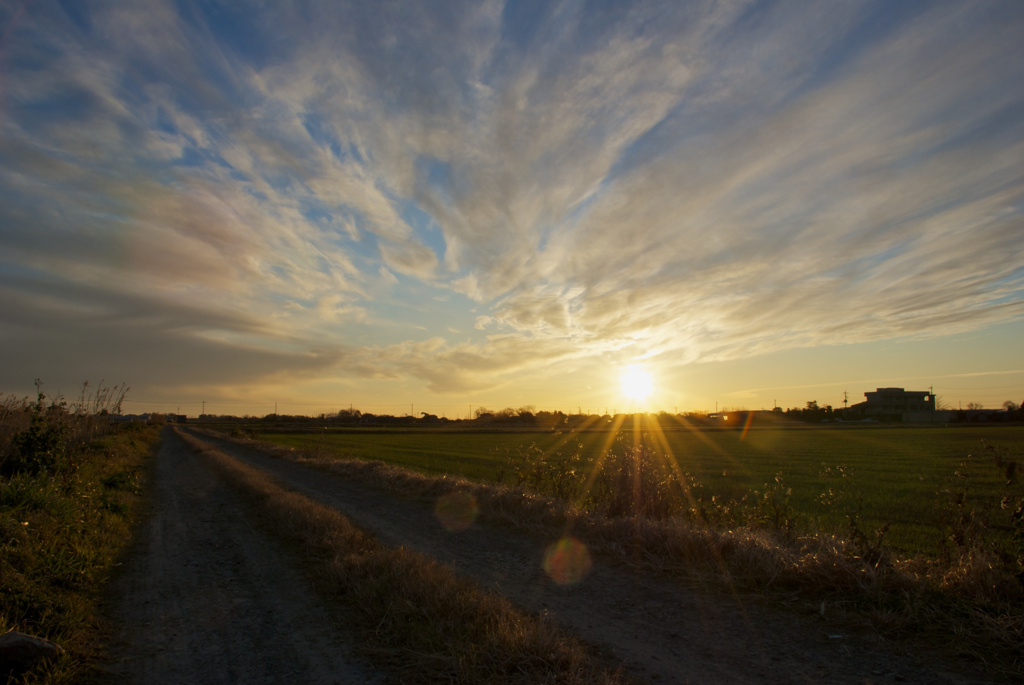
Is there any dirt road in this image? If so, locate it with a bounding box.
[101,429,384,684]
[103,428,994,684]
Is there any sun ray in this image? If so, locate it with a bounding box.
[575,412,628,507]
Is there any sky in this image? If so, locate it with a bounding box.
[1,0,1023,418]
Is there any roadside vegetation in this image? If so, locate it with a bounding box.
[220,423,1024,679]
[179,430,628,684]
[0,382,161,684]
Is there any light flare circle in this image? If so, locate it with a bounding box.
[435,491,479,532]
[542,537,592,585]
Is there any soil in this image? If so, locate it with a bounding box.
[102,428,997,684]
[100,429,384,684]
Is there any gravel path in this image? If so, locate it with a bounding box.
[101,429,384,684]
[102,428,995,684]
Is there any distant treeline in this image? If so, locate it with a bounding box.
[171,401,1023,428]
[188,407,764,429]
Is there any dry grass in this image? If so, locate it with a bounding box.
[207,428,1024,680]
[179,431,628,684]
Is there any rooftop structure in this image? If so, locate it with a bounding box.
[849,387,935,421]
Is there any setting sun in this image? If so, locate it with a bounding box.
[619,366,653,404]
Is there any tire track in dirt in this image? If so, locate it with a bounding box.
[188,429,995,685]
[101,428,384,684]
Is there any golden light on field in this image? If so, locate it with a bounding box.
[619,365,653,405]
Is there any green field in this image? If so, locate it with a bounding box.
[258,424,1024,556]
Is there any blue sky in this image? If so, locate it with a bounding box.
[1,0,1022,417]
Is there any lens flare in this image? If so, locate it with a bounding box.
[435,491,478,531]
[542,537,592,585]
[740,411,755,440]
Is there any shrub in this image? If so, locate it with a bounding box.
[749,472,800,541]
[936,441,1024,599]
[495,442,583,502]
[2,388,70,478]
[1,381,129,480]
[588,442,695,519]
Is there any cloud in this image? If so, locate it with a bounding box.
[315,295,367,324]
[490,285,584,338]
[365,334,583,395]
[378,240,439,280]
[0,272,344,396]
[461,0,1024,365]
[1,0,1022,405]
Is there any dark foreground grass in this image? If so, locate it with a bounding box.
[0,422,162,684]
[259,424,1024,556]
[180,430,629,684]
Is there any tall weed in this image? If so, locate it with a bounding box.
[817,464,890,567]
[749,472,800,541]
[936,440,1024,601]
[496,442,583,502]
[588,441,702,520]
[0,381,129,479]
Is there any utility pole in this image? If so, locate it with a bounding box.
[843,391,848,409]
[202,400,206,415]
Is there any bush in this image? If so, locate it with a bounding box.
[936,442,1024,596]
[2,390,70,478]
[495,442,583,502]
[498,435,715,522]
[1,381,129,480]
[589,442,694,519]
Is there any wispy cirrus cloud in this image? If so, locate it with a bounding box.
[475,1,1024,364]
[0,0,1022,407]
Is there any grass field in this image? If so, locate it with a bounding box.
[256,423,1024,556]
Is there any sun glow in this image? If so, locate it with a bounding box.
[619,365,653,405]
